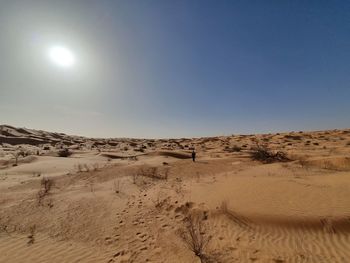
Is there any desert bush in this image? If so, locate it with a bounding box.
[250,145,289,163]
[58,148,72,157]
[180,214,211,262]
[284,135,302,140]
[232,145,241,152]
[224,145,241,152]
[12,150,25,166]
[38,177,54,205]
[41,177,53,193]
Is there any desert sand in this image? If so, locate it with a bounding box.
[1,124,350,263]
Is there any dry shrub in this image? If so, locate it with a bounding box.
[12,150,25,166]
[58,148,72,157]
[224,145,241,152]
[250,145,289,163]
[41,177,53,193]
[38,177,53,205]
[139,166,169,180]
[284,135,302,140]
[180,214,211,262]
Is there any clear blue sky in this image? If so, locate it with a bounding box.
[0,0,349,138]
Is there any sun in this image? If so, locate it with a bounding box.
[48,46,75,67]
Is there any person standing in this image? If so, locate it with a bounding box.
[191,149,196,162]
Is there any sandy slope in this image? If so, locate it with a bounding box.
[1,126,350,262]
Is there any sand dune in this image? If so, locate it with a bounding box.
[1,125,350,262]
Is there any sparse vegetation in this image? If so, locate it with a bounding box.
[58,148,72,157]
[37,177,54,205]
[180,214,211,263]
[12,149,25,166]
[284,135,302,140]
[41,177,53,194]
[138,166,169,180]
[250,145,289,163]
[224,145,241,152]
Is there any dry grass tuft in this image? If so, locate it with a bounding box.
[138,166,169,180]
[37,177,54,205]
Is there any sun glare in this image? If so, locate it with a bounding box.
[48,46,75,67]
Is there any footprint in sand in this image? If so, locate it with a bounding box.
[105,237,113,245]
[138,233,149,242]
[111,250,131,262]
